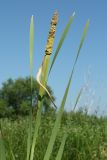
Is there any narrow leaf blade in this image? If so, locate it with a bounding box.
[27,15,34,160]
[49,12,75,75]
[29,15,34,90]
[73,20,90,69]
[56,134,67,160]
[72,87,83,112]
[43,73,72,160]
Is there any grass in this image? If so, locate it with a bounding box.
[0,112,107,160]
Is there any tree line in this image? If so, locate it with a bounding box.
[0,77,55,117]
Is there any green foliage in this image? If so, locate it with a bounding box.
[0,100,8,117]
[0,137,6,160]
[0,112,107,160]
[0,127,6,160]
[20,101,30,115]
[0,77,55,117]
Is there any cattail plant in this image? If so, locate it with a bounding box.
[0,11,89,160]
[29,11,58,160]
[29,11,89,160]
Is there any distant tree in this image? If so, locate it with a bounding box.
[0,77,55,116]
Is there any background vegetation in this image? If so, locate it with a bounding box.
[0,111,107,160]
[0,77,55,117]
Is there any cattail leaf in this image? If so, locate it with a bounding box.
[27,15,34,160]
[27,110,33,160]
[29,102,42,160]
[55,134,67,160]
[43,72,73,160]
[29,15,34,90]
[73,20,90,68]
[49,12,75,75]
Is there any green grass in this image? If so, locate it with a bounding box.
[0,112,107,160]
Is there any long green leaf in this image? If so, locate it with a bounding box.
[29,15,34,90]
[29,101,43,160]
[43,19,89,160]
[67,20,90,82]
[55,134,67,160]
[27,15,34,160]
[43,71,73,160]
[49,12,75,75]
[73,19,90,70]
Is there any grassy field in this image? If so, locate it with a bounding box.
[1,111,107,160]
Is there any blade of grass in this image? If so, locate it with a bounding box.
[55,133,67,160]
[72,87,83,112]
[29,12,58,160]
[27,15,34,160]
[0,121,6,160]
[48,12,75,75]
[43,19,89,160]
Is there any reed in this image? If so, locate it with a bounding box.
[0,11,89,160]
[29,11,89,160]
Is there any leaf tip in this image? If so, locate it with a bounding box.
[73,12,76,16]
[31,15,34,22]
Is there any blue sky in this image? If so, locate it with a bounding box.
[0,0,107,114]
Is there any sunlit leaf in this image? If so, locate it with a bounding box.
[49,12,75,75]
